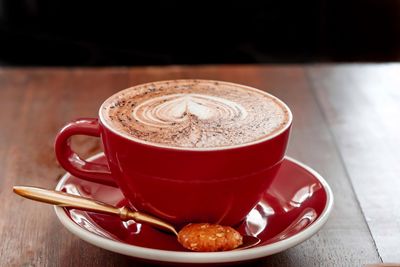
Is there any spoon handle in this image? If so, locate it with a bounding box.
[13,185,178,236]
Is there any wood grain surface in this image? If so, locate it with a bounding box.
[0,65,397,266]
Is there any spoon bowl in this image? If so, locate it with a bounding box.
[239,235,261,250]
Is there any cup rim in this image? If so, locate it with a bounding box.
[98,79,293,151]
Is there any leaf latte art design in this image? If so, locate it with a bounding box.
[132,94,248,128]
[102,80,290,148]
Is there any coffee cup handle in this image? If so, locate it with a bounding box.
[54,118,118,187]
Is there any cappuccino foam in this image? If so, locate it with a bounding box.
[101,80,290,148]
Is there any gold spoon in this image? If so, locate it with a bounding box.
[13,186,260,251]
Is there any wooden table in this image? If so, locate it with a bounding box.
[1,65,399,266]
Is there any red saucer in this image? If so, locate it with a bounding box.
[55,154,333,264]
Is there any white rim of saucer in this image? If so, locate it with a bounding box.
[54,153,334,264]
[98,79,293,152]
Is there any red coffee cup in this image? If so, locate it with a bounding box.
[55,81,292,227]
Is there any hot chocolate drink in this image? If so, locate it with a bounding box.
[101,80,290,148]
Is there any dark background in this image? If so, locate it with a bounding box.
[1,0,400,66]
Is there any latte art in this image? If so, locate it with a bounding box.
[101,80,290,148]
[132,94,248,128]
